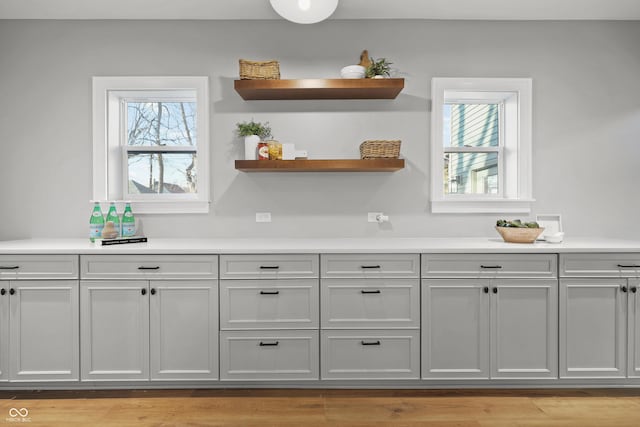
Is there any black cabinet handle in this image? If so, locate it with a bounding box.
[361,265,381,269]
[9,288,15,295]
[361,289,381,294]
[260,290,280,295]
[0,289,5,296]
[259,266,280,270]
[492,287,498,294]
[150,288,156,295]
[483,286,489,294]
[141,288,147,295]
[481,265,503,269]
[259,341,279,347]
[138,266,160,270]
[631,286,638,293]
[617,264,640,268]
[621,286,628,293]
[0,266,19,270]
[361,340,381,346]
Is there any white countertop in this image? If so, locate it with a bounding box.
[0,237,639,254]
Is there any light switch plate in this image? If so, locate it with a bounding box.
[256,212,272,223]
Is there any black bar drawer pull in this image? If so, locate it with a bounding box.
[138,266,160,270]
[480,265,503,269]
[361,265,381,269]
[259,341,279,347]
[361,340,381,346]
[259,266,280,270]
[361,289,381,294]
[0,266,19,270]
[260,290,280,295]
[617,264,640,268]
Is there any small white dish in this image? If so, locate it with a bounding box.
[340,65,365,79]
[545,232,565,243]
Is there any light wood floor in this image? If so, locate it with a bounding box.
[1,388,640,426]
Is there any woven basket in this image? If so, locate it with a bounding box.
[495,226,545,244]
[239,59,280,80]
[359,140,401,159]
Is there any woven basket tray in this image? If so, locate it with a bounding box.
[360,140,401,159]
[239,59,280,80]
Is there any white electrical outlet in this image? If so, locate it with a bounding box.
[256,212,272,223]
[368,212,383,223]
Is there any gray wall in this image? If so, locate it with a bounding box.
[1,19,639,240]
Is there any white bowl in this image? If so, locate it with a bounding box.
[545,232,565,243]
[340,65,365,79]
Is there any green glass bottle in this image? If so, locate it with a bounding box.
[89,202,105,242]
[121,202,136,237]
[105,202,120,238]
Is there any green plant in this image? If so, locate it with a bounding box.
[236,120,272,139]
[366,57,393,78]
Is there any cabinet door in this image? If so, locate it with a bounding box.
[560,278,626,378]
[0,283,9,381]
[9,280,79,381]
[422,279,489,379]
[490,279,558,379]
[629,279,640,378]
[150,280,218,380]
[81,280,149,381]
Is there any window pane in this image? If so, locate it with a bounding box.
[444,103,499,148]
[444,152,498,195]
[127,153,197,194]
[127,102,196,147]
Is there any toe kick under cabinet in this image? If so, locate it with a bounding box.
[79,255,219,382]
[219,254,319,381]
[320,254,421,380]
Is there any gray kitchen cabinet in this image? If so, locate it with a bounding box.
[81,280,150,381]
[421,253,558,380]
[80,254,219,382]
[150,280,218,381]
[559,253,640,379]
[320,254,420,380]
[0,255,79,383]
[219,254,319,381]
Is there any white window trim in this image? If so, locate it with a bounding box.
[431,77,534,214]
[92,76,210,214]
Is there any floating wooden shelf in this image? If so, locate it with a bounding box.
[234,78,404,100]
[235,159,405,172]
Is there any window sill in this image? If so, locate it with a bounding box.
[431,198,534,214]
[117,200,209,215]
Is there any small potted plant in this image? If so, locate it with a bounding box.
[236,120,272,160]
[366,58,393,79]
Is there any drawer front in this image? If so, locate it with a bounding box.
[220,279,319,330]
[321,329,420,380]
[321,279,420,329]
[220,330,319,381]
[321,254,419,279]
[0,255,78,279]
[561,253,640,277]
[81,255,218,279]
[220,254,318,279]
[422,254,557,278]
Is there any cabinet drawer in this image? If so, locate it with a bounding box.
[220,254,318,279]
[321,254,419,279]
[560,253,640,277]
[0,255,78,280]
[220,279,319,330]
[220,330,319,381]
[321,330,420,380]
[81,255,218,280]
[321,279,419,329]
[422,254,557,278]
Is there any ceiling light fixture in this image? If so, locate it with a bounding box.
[269,0,339,24]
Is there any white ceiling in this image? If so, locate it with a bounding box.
[0,0,639,21]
